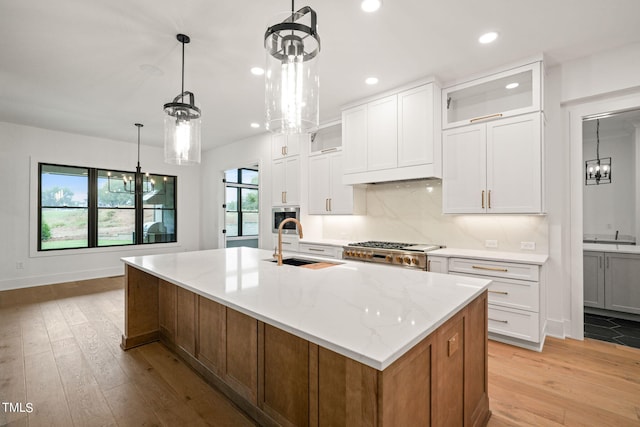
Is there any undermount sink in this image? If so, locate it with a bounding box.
[267,257,341,268]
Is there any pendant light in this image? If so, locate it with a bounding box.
[164,34,201,165]
[264,0,320,134]
[585,119,612,185]
[107,123,158,194]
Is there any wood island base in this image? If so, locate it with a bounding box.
[122,265,490,426]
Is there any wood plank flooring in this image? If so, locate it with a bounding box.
[1,277,639,426]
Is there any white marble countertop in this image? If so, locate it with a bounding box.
[583,243,640,254]
[122,247,489,370]
[429,248,548,265]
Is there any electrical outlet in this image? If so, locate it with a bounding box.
[485,240,498,248]
[16,262,24,269]
[521,241,536,250]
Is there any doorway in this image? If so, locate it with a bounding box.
[581,109,640,348]
[223,166,259,248]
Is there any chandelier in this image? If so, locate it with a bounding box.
[264,0,320,134]
[585,119,612,185]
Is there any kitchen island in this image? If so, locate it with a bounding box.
[121,247,491,426]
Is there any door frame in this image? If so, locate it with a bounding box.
[568,91,640,340]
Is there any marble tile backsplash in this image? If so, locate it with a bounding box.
[322,180,549,253]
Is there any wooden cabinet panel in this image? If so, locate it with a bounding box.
[197,297,225,376]
[226,308,258,404]
[122,266,159,349]
[176,287,196,356]
[158,280,176,341]
[379,335,432,426]
[433,316,464,426]
[259,324,309,427]
[464,292,489,426]
[317,347,377,427]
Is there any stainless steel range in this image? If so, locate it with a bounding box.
[343,241,444,270]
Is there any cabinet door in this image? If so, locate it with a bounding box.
[486,113,541,213]
[328,152,354,214]
[176,287,196,357]
[272,134,287,159]
[286,134,302,157]
[342,105,368,174]
[272,159,286,206]
[284,156,300,205]
[308,154,331,214]
[367,95,398,171]
[605,253,640,314]
[583,251,605,308]
[427,256,448,273]
[442,124,486,213]
[398,84,434,168]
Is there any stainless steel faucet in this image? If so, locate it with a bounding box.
[274,217,303,266]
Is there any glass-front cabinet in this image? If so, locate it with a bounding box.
[442,62,541,129]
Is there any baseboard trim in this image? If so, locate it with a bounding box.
[0,266,124,291]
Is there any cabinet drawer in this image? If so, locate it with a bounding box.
[455,273,539,312]
[449,258,538,281]
[488,305,539,342]
[298,243,340,259]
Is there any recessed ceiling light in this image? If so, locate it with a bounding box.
[478,32,498,44]
[250,67,264,76]
[361,0,382,12]
[505,82,519,90]
[365,77,379,85]
[250,122,260,128]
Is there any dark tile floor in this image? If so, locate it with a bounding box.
[584,313,640,349]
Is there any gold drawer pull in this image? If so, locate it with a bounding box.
[308,248,325,252]
[470,113,503,123]
[472,265,508,272]
[489,318,509,324]
[481,190,485,209]
[489,290,509,295]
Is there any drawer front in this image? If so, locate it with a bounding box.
[298,243,339,259]
[488,305,539,342]
[449,258,538,281]
[455,273,539,312]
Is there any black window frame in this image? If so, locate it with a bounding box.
[38,162,177,251]
[224,168,259,238]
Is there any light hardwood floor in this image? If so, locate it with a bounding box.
[1,277,639,426]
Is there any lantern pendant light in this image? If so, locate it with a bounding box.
[164,34,201,165]
[264,0,320,134]
[585,119,612,185]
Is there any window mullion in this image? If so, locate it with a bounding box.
[88,168,98,247]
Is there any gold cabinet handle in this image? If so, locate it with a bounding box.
[325,199,329,212]
[470,113,503,123]
[488,190,492,209]
[329,198,332,212]
[489,318,509,324]
[281,146,285,156]
[285,146,288,155]
[308,248,325,252]
[284,191,287,204]
[472,265,508,272]
[488,290,509,295]
[481,190,485,209]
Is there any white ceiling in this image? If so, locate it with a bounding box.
[2,0,640,151]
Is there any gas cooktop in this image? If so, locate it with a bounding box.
[343,241,444,270]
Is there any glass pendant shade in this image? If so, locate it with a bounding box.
[265,6,320,134]
[163,34,202,165]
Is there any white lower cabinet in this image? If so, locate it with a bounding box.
[448,257,545,351]
[426,255,448,273]
[298,242,343,259]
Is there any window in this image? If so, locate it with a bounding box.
[38,163,177,251]
[225,168,259,238]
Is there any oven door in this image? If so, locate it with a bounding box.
[272,207,300,234]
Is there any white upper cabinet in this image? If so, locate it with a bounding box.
[308,150,364,215]
[272,134,302,160]
[342,81,441,184]
[443,62,541,129]
[443,112,542,214]
[367,95,398,171]
[342,105,368,174]
[272,156,300,206]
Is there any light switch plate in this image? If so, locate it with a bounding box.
[521,241,536,250]
[485,240,498,248]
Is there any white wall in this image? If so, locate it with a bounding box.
[0,122,201,291]
[583,130,636,239]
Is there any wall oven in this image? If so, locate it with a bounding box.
[272,207,301,234]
